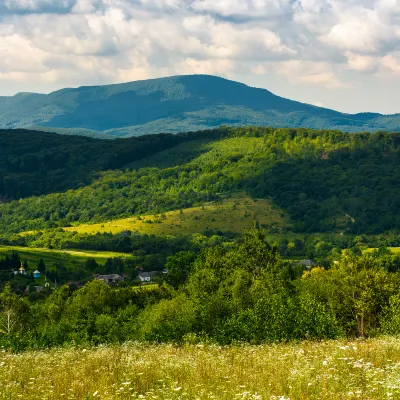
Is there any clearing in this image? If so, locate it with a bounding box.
[64,196,290,236]
[0,245,133,270]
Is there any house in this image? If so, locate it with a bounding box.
[297,259,317,268]
[33,270,41,279]
[96,274,124,285]
[65,281,83,289]
[138,272,151,283]
[138,271,164,283]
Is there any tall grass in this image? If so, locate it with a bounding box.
[1,339,400,399]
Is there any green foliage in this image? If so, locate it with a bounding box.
[0,127,399,236]
[1,226,400,349]
[0,128,212,199]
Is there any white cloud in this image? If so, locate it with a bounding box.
[0,0,399,113]
[277,60,345,89]
[380,53,400,74]
[346,51,378,72]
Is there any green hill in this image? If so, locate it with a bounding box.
[0,128,215,199]
[0,126,398,235]
[1,75,400,137]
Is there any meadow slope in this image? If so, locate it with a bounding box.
[0,245,133,271]
[1,339,400,399]
[63,196,290,236]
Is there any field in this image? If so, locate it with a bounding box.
[0,245,133,271]
[64,196,290,236]
[366,248,400,254]
[1,339,400,399]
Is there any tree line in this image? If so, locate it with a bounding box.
[1,226,400,351]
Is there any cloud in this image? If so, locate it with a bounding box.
[276,60,345,89]
[346,52,379,72]
[380,52,400,74]
[0,0,399,113]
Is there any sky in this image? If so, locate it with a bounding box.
[0,0,399,114]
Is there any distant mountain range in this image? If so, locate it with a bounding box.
[1,75,399,138]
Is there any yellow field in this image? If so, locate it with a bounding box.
[365,247,400,254]
[0,245,133,271]
[1,339,400,399]
[0,245,132,260]
[64,197,290,236]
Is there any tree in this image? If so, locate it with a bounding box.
[0,284,30,350]
[10,252,20,270]
[37,258,46,273]
[166,251,196,287]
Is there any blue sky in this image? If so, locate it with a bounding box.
[0,0,399,114]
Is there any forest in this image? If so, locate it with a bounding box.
[1,225,400,351]
[0,126,399,351]
[0,126,398,235]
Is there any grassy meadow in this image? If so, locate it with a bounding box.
[0,245,133,271]
[1,339,400,399]
[63,196,290,236]
[365,247,400,254]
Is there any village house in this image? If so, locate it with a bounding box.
[65,281,84,289]
[138,271,165,283]
[138,272,151,283]
[297,259,317,268]
[96,274,124,285]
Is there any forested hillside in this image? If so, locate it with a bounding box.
[1,75,400,137]
[0,129,219,199]
[0,127,398,235]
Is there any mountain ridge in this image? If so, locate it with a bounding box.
[1,74,399,138]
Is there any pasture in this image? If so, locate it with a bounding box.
[1,339,400,399]
[64,196,290,236]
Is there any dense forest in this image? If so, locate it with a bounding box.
[0,129,222,199]
[0,127,398,235]
[1,226,400,350]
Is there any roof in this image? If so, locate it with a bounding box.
[139,272,151,278]
[97,274,124,280]
[19,266,25,271]
[33,270,41,274]
[65,281,83,287]
[298,259,316,267]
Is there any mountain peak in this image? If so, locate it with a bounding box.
[0,75,397,138]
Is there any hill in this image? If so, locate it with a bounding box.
[1,75,400,137]
[0,127,398,235]
[0,128,216,199]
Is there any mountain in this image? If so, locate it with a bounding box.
[1,75,399,138]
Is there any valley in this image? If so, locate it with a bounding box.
[0,125,398,364]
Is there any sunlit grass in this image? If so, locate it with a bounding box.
[0,245,134,271]
[1,339,400,399]
[62,196,290,236]
[365,247,400,254]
